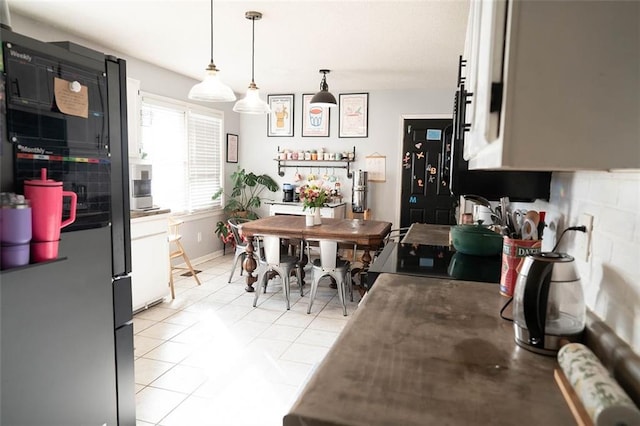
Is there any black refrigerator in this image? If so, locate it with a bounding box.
[0,29,135,425]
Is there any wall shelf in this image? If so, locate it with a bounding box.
[275,146,356,178]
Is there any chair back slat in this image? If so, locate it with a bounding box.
[261,235,281,264]
[319,240,338,269]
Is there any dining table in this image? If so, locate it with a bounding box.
[238,215,392,292]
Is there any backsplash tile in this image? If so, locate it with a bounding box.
[538,171,640,354]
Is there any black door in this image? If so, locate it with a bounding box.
[400,118,456,227]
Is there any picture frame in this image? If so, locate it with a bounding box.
[301,94,330,137]
[226,133,238,163]
[267,94,294,137]
[339,93,368,138]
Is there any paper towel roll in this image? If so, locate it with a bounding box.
[558,343,640,426]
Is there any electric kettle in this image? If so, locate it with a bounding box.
[512,252,585,355]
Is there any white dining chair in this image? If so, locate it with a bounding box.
[306,239,351,316]
[252,235,303,310]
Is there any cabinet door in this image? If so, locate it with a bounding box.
[131,219,170,311]
[466,0,639,170]
[464,0,507,162]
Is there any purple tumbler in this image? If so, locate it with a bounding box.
[1,194,32,269]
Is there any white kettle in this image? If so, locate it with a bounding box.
[512,252,585,355]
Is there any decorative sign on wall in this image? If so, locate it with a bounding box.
[302,94,330,137]
[366,153,386,182]
[339,93,368,138]
[226,133,238,163]
[267,94,294,137]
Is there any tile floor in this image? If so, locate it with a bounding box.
[134,253,360,426]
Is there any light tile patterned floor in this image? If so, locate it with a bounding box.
[134,253,360,426]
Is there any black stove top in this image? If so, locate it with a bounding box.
[367,242,501,288]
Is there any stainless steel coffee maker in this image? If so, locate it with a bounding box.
[352,170,368,213]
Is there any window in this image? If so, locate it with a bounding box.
[140,94,223,213]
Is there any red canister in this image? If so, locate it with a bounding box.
[499,236,542,296]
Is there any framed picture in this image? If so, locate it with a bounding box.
[339,93,368,138]
[226,133,238,163]
[301,94,330,137]
[267,94,294,137]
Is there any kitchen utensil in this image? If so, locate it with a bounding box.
[24,168,77,261]
[512,252,585,355]
[463,194,492,210]
[31,239,61,263]
[521,218,538,240]
[511,209,525,235]
[0,194,32,269]
[500,197,510,227]
[1,242,30,269]
[525,210,540,226]
[1,194,32,245]
[450,224,503,256]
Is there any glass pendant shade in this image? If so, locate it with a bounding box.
[233,11,269,114]
[188,0,235,102]
[310,69,337,107]
[233,83,271,114]
[189,63,236,102]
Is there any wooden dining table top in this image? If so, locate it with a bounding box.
[239,215,392,248]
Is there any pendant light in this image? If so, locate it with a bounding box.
[188,0,236,102]
[233,11,270,114]
[310,69,337,108]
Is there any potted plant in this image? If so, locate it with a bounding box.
[212,167,279,242]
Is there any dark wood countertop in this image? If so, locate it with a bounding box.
[284,273,572,426]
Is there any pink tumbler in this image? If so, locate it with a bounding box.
[24,168,77,262]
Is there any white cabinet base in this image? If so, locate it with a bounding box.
[130,213,170,312]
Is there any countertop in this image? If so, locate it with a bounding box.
[130,208,171,219]
[401,223,451,246]
[284,273,572,426]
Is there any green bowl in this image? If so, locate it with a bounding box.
[450,225,503,256]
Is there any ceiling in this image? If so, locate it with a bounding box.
[8,0,470,95]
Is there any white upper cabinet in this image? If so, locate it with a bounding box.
[463,0,639,171]
[126,77,141,160]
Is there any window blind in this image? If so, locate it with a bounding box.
[140,94,223,213]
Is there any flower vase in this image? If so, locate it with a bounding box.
[314,208,322,225]
[305,211,315,226]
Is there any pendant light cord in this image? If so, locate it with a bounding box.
[251,16,255,84]
[209,0,214,64]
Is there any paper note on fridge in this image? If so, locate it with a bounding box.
[53,77,89,118]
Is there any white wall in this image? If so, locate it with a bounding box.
[237,89,454,225]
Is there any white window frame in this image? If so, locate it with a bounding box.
[139,92,224,214]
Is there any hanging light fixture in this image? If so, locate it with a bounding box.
[233,11,270,114]
[310,69,337,107]
[188,0,236,102]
